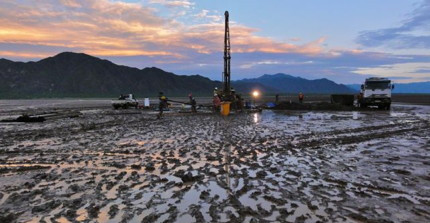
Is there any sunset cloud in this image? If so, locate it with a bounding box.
[0,51,54,59]
[0,0,168,56]
[148,0,195,8]
[60,0,82,8]
[0,0,328,59]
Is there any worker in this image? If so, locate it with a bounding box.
[230,88,237,110]
[157,92,168,119]
[213,87,218,96]
[298,92,304,103]
[213,94,221,112]
[236,94,244,112]
[275,94,279,104]
[357,93,363,107]
[189,94,197,113]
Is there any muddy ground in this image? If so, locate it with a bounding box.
[0,100,429,223]
[255,94,430,106]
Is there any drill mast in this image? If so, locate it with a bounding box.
[223,11,231,96]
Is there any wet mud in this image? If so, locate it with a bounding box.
[0,101,429,222]
[270,101,364,111]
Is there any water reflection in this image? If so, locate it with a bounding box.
[253,112,259,123]
[224,144,232,193]
[353,112,358,120]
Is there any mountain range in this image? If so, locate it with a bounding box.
[235,74,354,94]
[0,52,427,98]
[0,52,220,98]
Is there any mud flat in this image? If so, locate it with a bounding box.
[392,94,430,105]
[269,101,380,111]
[0,101,429,222]
[253,93,430,105]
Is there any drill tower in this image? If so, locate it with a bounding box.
[223,11,231,96]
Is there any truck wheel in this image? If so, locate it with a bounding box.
[378,105,384,109]
[386,104,391,110]
[123,104,129,109]
[113,105,119,109]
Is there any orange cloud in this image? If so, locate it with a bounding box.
[148,0,194,8]
[60,0,82,8]
[0,51,53,58]
[0,0,332,60]
[177,24,325,55]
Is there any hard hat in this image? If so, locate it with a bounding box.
[161,96,166,100]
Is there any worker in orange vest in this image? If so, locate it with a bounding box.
[213,94,221,112]
[298,92,304,103]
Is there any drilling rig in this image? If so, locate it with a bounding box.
[223,11,232,99]
[216,11,260,114]
[218,11,235,102]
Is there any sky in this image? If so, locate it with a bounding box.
[0,0,429,84]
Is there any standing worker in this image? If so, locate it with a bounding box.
[275,94,279,104]
[357,93,363,107]
[298,92,304,103]
[157,92,168,119]
[213,94,221,112]
[230,88,237,111]
[189,94,197,113]
[236,94,244,112]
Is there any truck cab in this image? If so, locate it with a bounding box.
[111,94,138,109]
[359,78,394,110]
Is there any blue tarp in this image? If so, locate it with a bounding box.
[266,102,276,108]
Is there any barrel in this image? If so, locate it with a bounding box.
[220,102,231,116]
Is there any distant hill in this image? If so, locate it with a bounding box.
[347,82,430,93]
[0,52,223,98]
[0,52,361,99]
[235,73,355,94]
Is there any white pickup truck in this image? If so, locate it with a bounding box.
[359,78,394,109]
[111,94,138,109]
